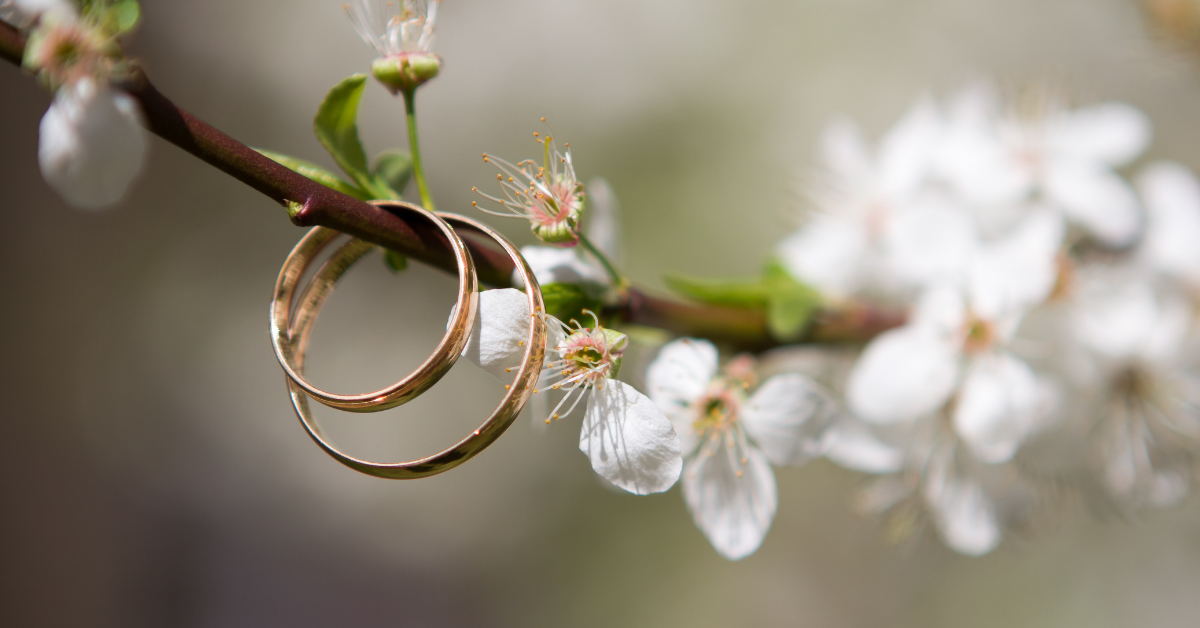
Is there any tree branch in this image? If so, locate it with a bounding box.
[0,19,901,350]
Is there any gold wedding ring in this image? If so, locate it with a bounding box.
[273,202,547,479]
[270,201,477,412]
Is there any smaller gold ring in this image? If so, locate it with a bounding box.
[285,212,547,479]
[270,201,478,412]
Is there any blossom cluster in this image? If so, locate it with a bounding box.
[780,83,1200,555]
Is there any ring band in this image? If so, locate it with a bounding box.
[270,201,477,412]
[284,210,547,479]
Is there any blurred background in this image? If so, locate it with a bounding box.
[4,0,1200,625]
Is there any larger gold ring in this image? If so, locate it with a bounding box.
[270,201,477,412]
[285,210,547,479]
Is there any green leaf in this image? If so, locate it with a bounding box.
[667,261,823,341]
[372,150,413,200]
[384,249,408,273]
[257,149,370,200]
[665,274,771,308]
[314,74,387,196]
[540,282,604,323]
[766,291,819,341]
[113,1,141,33]
[762,260,822,341]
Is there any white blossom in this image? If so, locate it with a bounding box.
[646,338,838,559]
[38,76,147,210]
[461,289,682,495]
[938,85,1149,246]
[777,99,948,298]
[845,210,1062,463]
[1070,267,1200,509]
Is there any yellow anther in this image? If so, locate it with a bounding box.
[471,201,477,206]
[533,388,539,393]
[545,418,552,424]
[471,186,478,191]
[518,341,524,346]
[540,117,547,122]
[504,384,511,390]
[497,174,502,180]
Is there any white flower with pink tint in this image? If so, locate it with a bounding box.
[460,289,682,495]
[646,338,838,559]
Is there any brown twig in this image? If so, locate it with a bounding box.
[0,19,902,350]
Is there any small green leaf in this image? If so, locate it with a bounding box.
[540,282,603,323]
[665,274,771,308]
[314,74,387,196]
[384,250,408,273]
[258,149,370,200]
[767,291,819,341]
[762,260,822,341]
[668,261,823,341]
[113,1,141,33]
[372,150,413,200]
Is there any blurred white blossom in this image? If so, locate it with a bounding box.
[777,99,947,299]
[646,338,837,559]
[938,85,1149,246]
[774,82,1191,554]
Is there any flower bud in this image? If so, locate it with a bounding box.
[370,53,442,94]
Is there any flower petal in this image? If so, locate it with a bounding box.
[824,420,906,474]
[953,352,1043,464]
[682,438,777,560]
[1044,158,1141,247]
[924,473,1001,556]
[646,337,718,431]
[585,177,622,263]
[819,116,872,182]
[579,381,683,495]
[39,78,147,210]
[777,218,868,298]
[741,373,839,466]
[510,246,608,290]
[884,195,979,289]
[1137,161,1200,287]
[1072,272,1158,360]
[1047,102,1151,167]
[846,325,960,424]
[459,288,530,383]
[968,208,1064,319]
[877,96,943,196]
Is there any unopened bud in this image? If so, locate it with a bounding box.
[371,53,442,94]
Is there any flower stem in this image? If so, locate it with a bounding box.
[402,88,435,212]
[579,233,628,289]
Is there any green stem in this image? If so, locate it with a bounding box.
[402,88,435,212]
[579,233,628,289]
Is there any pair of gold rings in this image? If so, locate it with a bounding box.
[269,200,547,479]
